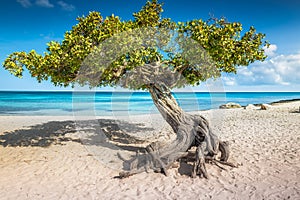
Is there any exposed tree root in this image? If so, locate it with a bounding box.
[119,111,237,178]
[117,135,235,179]
[192,144,208,178]
[116,83,236,179]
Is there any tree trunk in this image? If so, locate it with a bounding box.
[119,83,232,178]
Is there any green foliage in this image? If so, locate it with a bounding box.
[3,0,268,89]
[178,19,267,73]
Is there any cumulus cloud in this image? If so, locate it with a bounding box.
[57,1,75,11]
[224,46,300,88]
[222,76,236,86]
[35,0,54,8]
[17,0,32,7]
[263,44,277,57]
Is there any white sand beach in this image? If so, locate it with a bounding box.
[0,101,299,199]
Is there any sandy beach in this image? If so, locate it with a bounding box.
[0,101,299,200]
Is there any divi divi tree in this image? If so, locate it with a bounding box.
[3,0,268,178]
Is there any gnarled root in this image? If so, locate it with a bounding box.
[190,115,235,178]
[191,141,234,179]
[219,141,230,162]
[192,144,208,178]
[117,113,236,179]
[146,144,169,176]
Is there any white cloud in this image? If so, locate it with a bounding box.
[35,0,54,8]
[57,1,75,11]
[221,44,300,91]
[227,51,300,88]
[17,0,56,8]
[263,44,277,57]
[222,76,236,86]
[17,0,32,8]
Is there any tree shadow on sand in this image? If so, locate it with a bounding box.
[0,119,154,149]
[0,119,201,176]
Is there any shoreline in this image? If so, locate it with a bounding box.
[0,100,299,199]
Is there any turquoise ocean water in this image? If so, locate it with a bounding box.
[0,91,299,116]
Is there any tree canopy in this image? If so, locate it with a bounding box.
[3,0,268,89]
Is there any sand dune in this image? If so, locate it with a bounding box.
[0,101,299,199]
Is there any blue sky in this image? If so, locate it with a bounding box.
[1,0,300,91]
